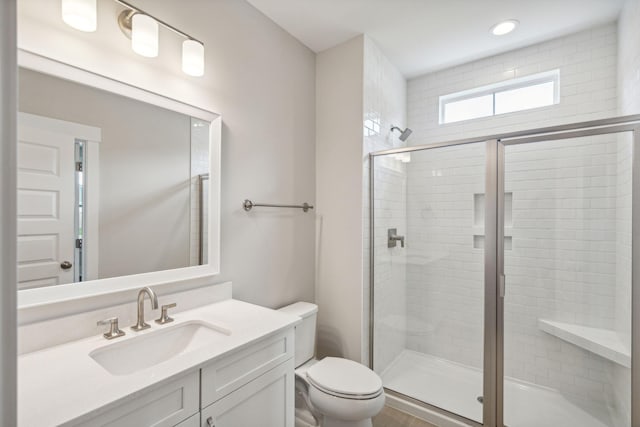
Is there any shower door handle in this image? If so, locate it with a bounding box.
[499,274,506,297]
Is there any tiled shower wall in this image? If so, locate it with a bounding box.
[613,134,633,426]
[402,21,631,416]
[407,23,618,146]
[371,159,408,373]
[361,36,408,371]
[403,135,626,413]
[502,136,623,411]
[405,143,486,367]
[614,0,640,423]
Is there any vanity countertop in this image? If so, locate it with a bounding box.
[18,299,300,426]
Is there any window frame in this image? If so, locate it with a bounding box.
[439,69,560,124]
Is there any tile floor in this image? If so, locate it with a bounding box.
[373,406,438,427]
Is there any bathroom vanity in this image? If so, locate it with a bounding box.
[18,296,299,426]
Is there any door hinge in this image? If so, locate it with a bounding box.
[76,238,83,249]
[76,161,83,172]
[499,274,506,298]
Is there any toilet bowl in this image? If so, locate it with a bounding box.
[279,302,385,427]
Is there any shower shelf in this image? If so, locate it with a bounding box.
[538,319,630,368]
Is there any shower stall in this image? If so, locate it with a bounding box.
[369,116,640,427]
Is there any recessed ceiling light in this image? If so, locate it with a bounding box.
[491,19,519,36]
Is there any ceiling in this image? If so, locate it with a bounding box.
[246,0,626,78]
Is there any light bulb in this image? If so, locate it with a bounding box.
[182,39,205,77]
[131,14,158,58]
[61,0,97,32]
[491,20,519,36]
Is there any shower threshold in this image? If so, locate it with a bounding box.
[381,350,619,427]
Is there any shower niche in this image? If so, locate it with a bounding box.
[472,192,512,250]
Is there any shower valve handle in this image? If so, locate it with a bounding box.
[388,228,405,248]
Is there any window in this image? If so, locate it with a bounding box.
[439,70,560,124]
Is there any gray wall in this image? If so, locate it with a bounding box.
[19,69,192,279]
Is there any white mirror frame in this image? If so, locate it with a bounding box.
[17,50,221,323]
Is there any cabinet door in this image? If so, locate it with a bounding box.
[175,413,200,427]
[201,330,294,407]
[73,371,199,427]
[201,359,294,427]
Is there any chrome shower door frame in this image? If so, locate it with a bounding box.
[369,114,640,427]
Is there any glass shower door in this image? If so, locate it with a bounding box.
[500,130,634,427]
[372,141,488,424]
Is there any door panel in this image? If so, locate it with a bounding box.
[372,142,487,424]
[17,116,76,289]
[501,132,633,427]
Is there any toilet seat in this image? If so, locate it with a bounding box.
[306,357,383,400]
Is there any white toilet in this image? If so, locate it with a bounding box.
[279,302,385,427]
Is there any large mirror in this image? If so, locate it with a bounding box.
[17,67,210,289]
[16,52,220,309]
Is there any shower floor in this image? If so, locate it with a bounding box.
[381,350,618,427]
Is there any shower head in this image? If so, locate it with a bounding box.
[391,125,413,141]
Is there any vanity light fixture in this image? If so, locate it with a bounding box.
[62,0,205,76]
[61,0,97,32]
[182,39,205,77]
[491,19,519,36]
[131,13,159,57]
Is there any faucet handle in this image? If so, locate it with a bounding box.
[156,303,177,325]
[97,317,125,340]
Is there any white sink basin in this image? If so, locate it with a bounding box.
[90,320,231,376]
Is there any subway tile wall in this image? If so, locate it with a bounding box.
[362,36,408,370]
[502,135,626,412]
[407,24,618,145]
[371,158,408,373]
[618,0,640,116]
[401,21,632,420]
[405,143,486,368]
[613,0,640,423]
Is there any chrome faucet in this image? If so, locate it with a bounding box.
[131,286,159,331]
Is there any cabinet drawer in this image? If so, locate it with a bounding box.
[201,329,294,407]
[201,359,295,427]
[73,371,199,427]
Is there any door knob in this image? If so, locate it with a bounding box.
[60,261,73,270]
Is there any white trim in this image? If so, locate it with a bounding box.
[85,140,100,282]
[18,49,218,123]
[208,117,222,275]
[18,266,221,324]
[16,52,223,322]
[439,69,560,124]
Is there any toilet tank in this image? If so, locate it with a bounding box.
[278,302,318,367]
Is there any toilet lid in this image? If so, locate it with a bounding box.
[306,357,382,397]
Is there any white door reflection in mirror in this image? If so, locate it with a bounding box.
[17,113,99,289]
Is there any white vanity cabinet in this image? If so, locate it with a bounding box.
[200,359,295,427]
[72,329,295,427]
[200,330,295,427]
